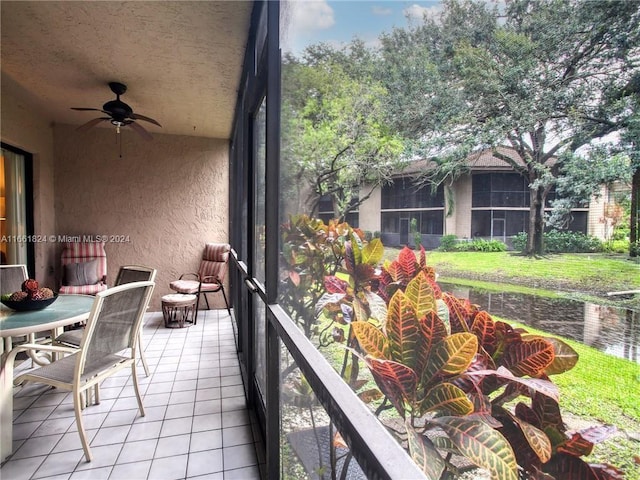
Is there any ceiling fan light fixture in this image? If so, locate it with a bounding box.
[71,82,161,141]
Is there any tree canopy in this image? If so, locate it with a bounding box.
[280,48,406,221]
[281,0,640,255]
[376,0,640,254]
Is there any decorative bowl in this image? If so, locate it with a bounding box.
[1,295,58,311]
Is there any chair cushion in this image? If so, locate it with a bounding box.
[169,279,199,294]
[64,259,99,286]
[199,282,223,293]
[169,280,222,294]
[59,283,108,295]
[60,242,107,288]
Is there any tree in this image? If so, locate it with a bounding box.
[378,0,640,255]
[549,151,632,233]
[280,47,406,222]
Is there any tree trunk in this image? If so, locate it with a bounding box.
[526,186,546,255]
[631,166,639,257]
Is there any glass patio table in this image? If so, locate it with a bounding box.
[0,294,95,462]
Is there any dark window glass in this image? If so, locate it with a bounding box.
[473,173,528,207]
[382,178,444,209]
[505,211,528,236]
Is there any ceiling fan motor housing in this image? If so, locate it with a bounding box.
[103,99,133,123]
[72,81,160,138]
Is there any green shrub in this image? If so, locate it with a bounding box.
[602,239,630,254]
[544,230,602,253]
[512,230,602,253]
[410,218,422,249]
[455,238,507,252]
[438,234,458,251]
[511,232,528,251]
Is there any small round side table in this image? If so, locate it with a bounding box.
[161,294,197,328]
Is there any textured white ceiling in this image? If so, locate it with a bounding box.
[0,1,253,139]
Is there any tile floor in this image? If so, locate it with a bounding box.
[0,309,265,480]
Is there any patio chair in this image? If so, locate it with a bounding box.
[0,264,28,294]
[0,264,51,360]
[13,280,155,462]
[59,241,108,295]
[169,242,231,319]
[53,265,157,376]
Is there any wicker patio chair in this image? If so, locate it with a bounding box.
[13,280,155,462]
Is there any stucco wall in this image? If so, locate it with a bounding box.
[53,124,229,311]
[450,176,472,238]
[358,183,381,234]
[1,73,57,287]
[587,185,607,239]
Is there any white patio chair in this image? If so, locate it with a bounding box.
[13,280,155,462]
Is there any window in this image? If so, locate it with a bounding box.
[382,178,444,209]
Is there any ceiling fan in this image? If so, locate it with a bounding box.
[71,82,162,140]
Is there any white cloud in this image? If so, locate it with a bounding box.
[290,1,335,32]
[280,0,336,52]
[403,4,442,22]
[372,5,393,16]
[281,0,336,53]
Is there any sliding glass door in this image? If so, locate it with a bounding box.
[0,144,33,271]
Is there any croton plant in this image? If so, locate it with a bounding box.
[312,238,622,479]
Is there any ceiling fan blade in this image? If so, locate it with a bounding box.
[71,107,104,112]
[77,117,109,132]
[128,121,153,141]
[130,113,162,127]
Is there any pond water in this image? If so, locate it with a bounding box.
[439,282,640,364]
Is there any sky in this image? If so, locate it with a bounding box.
[281,0,444,54]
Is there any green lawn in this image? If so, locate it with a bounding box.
[383,249,640,295]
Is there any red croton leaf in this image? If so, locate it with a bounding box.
[344,240,357,274]
[354,263,376,284]
[365,356,417,418]
[419,311,448,367]
[494,407,547,470]
[452,351,496,394]
[324,275,348,294]
[396,246,417,285]
[515,402,542,429]
[385,290,425,371]
[470,311,497,355]
[384,261,401,283]
[467,392,501,427]
[427,276,441,297]
[542,453,602,480]
[557,432,595,457]
[532,392,565,433]
[557,425,618,458]
[418,244,427,269]
[442,293,471,333]
[501,338,555,377]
